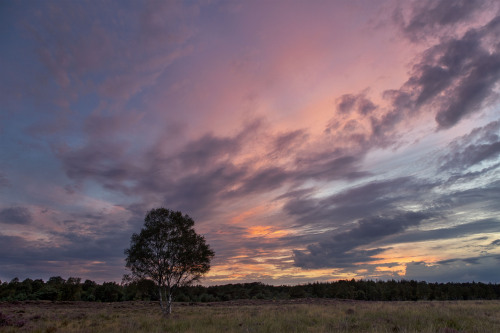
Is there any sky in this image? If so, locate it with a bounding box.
[1,0,500,285]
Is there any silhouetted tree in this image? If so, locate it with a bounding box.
[124,208,214,315]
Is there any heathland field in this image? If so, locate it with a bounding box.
[1,299,499,333]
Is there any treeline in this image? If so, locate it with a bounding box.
[1,277,499,302]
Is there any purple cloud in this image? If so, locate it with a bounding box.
[0,207,32,225]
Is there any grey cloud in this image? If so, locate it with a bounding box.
[270,129,308,157]
[370,8,500,135]
[56,140,218,222]
[326,177,421,207]
[336,94,356,114]
[325,93,377,144]
[405,256,500,283]
[0,206,32,225]
[435,51,500,129]
[57,118,261,216]
[396,19,500,129]
[399,0,489,42]
[293,211,432,269]
[0,234,29,258]
[287,170,500,271]
[445,140,500,170]
[58,114,371,221]
[490,239,500,246]
[57,141,135,185]
[444,163,500,186]
[440,121,500,171]
[386,218,500,244]
[162,163,246,217]
[369,110,403,144]
[295,153,369,182]
[284,177,434,227]
[441,180,500,212]
[335,93,377,115]
[339,212,429,240]
[358,98,377,115]
[412,32,482,107]
[0,229,130,282]
[229,167,289,197]
[176,133,241,170]
[421,17,500,129]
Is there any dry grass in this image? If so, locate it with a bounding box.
[1,299,499,332]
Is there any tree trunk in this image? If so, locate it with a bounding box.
[167,292,172,315]
[158,286,168,316]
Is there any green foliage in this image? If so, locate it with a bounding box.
[1,278,500,303]
[125,208,214,284]
[124,208,215,314]
[94,282,124,302]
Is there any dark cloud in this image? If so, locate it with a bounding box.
[368,109,403,147]
[490,239,500,245]
[176,134,241,171]
[163,163,246,217]
[367,7,500,136]
[412,33,482,107]
[0,206,32,225]
[439,180,500,212]
[398,0,489,42]
[294,153,369,182]
[228,167,289,197]
[293,211,432,269]
[56,140,136,188]
[440,120,500,171]
[326,93,378,139]
[56,119,260,217]
[386,218,500,244]
[284,177,434,227]
[405,256,500,283]
[444,163,500,186]
[0,209,137,281]
[335,93,377,116]
[270,129,308,158]
[0,225,131,282]
[288,156,500,271]
[324,93,378,148]
[336,94,357,114]
[57,114,372,220]
[435,51,500,128]
[412,15,500,129]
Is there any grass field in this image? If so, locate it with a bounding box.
[1,299,499,332]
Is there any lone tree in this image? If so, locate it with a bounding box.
[124,208,214,315]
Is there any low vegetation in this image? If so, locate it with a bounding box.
[1,299,499,332]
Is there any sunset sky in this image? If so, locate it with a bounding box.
[1,0,500,285]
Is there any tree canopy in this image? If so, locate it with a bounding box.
[2,277,500,303]
[124,208,214,315]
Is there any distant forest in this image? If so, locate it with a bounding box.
[1,277,499,302]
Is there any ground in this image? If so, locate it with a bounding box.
[1,299,499,332]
